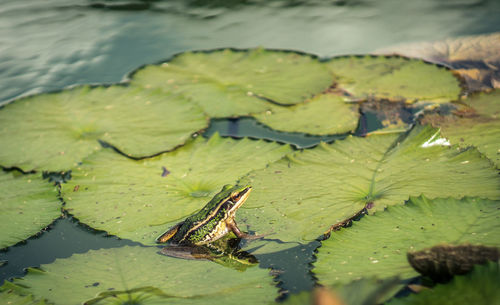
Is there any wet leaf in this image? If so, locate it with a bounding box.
[61,134,292,245]
[238,125,500,254]
[7,246,277,305]
[0,85,208,172]
[253,93,359,135]
[313,196,500,285]
[421,90,500,167]
[387,261,500,305]
[130,48,334,117]
[0,171,60,249]
[326,56,461,103]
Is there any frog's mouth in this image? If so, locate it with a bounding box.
[229,187,252,213]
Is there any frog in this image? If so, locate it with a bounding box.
[156,184,253,246]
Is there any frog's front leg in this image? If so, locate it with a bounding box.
[226,219,262,240]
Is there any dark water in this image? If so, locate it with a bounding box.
[1,0,499,299]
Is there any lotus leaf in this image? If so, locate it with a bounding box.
[387,262,500,305]
[313,196,500,285]
[238,125,500,254]
[253,93,359,135]
[61,134,292,245]
[7,246,277,305]
[422,90,500,167]
[326,56,461,103]
[129,48,334,117]
[376,32,500,91]
[0,290,47,305]
[0,85,207,172]
[0,171,60,249]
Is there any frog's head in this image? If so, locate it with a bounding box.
[215,184,252,218]
[224,185,252,216]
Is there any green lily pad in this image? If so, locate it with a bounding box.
[238,125,500,254]
[326,56,461,103]
[0,171,60,249]
[0,85,208,172]
[130,48,334,118]
[421,90,500,167]
[252,93,360,135]
[7,246,277,305]
[313,196,500,285]
[387,261,500,305]
[0,290,47,305]
[61,134,292,245]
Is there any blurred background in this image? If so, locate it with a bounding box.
[1,0,499,104]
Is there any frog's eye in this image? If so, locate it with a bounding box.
[230,192,240,202]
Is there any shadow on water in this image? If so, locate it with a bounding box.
[256,241,321,298]
[0,216,139,285]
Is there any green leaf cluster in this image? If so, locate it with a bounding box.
[0,47,496,305]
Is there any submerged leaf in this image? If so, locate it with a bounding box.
[326,56,461,103]
[313,196,500,285]
[238,125,500,254]
[0,171,60,249]
[61,134,292,245]
[8,246,277,305]
[253,93,359,135]
[421,90,500,167]
[130,48,334,117]
[387,262,500,305]
[0,85,208,172]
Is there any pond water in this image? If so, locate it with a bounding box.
[1,0,499,301]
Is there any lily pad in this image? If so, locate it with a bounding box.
[252,93,360,135]
[387,261,500,305]
[7,246,277,305]
[238,125,500,254]
[0,85,208,172]
[0,290,47,305]
[0,171,60,249]
[376,32,500,92]
[421,90,500,167]
[129,48,334,118]
[326,56,461,103]
[313,196,500,285]
[61,134,292,245]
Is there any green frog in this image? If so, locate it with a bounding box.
[156,184,253,246]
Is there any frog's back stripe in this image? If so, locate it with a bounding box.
[179,198,233,244]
